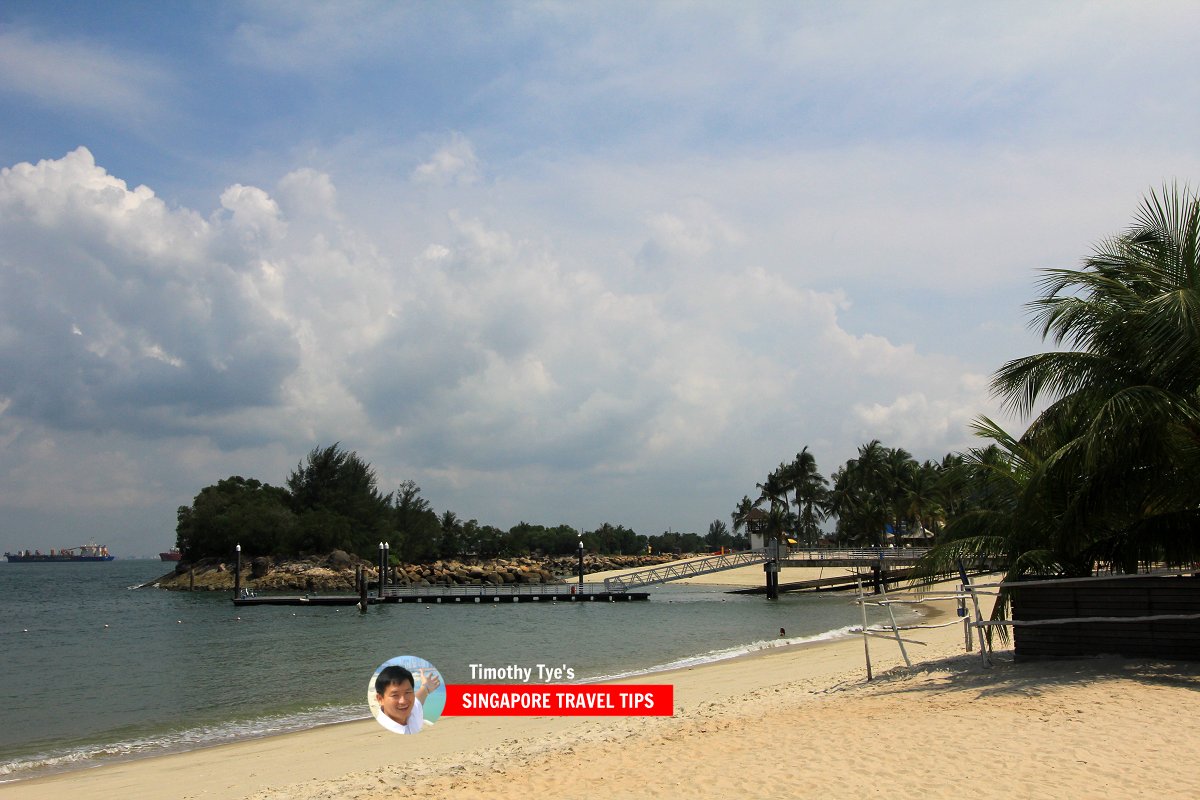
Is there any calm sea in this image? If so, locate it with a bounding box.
[0,559,903,782]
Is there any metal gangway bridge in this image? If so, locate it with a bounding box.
[602,547,932,593]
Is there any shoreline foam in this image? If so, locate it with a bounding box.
[0,566,871,784]
[0,582,966,798]
[13,579,1195,800]
[0,604,872,784]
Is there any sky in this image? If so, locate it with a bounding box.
[2,1,1198,557]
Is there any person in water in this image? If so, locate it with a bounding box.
[374,664,442,734]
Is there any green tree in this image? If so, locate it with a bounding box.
[825,441,927,546]
[989,185,1200,568]
[933,453,972,522]
[755,463,799,546]
[647,530,705,553]
[286,444,392,556]
[731,496,756,540]
[393,480,441,562]
[705,519,732,549]
[438,510,462,559]
[288,508,354,555]
[882,445,916,537]
[918,418,1085,639]
[526,524,581,555]
[755,468,791,512]
[463,522,504,557]
[921,186,1200,636]
[827,441,892,546]
[904,460,946,536]
[785,447,829,546]
[585,523,644,555]
[176,476,294,559]
[504,521,541,555]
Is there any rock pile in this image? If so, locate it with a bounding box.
[152,551,690,592]
[391,557,557,587]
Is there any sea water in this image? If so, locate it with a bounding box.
[0,560,908,781]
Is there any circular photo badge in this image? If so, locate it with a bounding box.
[367,655,446,734]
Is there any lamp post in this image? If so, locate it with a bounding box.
[577,536,585,591]
[378,541,385,598]
[234,543,242,600]
[384,541,390,593]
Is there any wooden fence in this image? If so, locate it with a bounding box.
[1007,575,1200,661]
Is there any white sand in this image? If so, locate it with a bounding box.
[5,579,1198,800]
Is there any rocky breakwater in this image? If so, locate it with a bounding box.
[152,551,689,592]
[153,550,366,592]
[394,557,558,588]
[393,553,684,587]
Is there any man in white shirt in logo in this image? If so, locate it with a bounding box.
[374,664,442,734]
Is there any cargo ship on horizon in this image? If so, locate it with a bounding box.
[4,543,115,562]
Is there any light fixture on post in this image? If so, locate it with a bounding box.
[577,536,585,591]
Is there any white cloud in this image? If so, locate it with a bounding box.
[230,0,412,71]
[0,147,1015,542]
[412,134,481,186]
[0,28,170,119]
[5,2,1199,548]
[852,385,984,453]
[276,168,339,221]
[0,148,299,432]
[219,184,286,237]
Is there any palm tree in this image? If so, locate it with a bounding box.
[755,469,790,512]
[756,467,797,544]
[990,184,1200,568]
[731,495,757,549]
[827,440,904,546]
[881,445,916,540]
[917,416,1083,640]
[828,466,888,547]
[762,503,790,555]
[786,447,829,546]
[933,453,972,521]
[904,460,945,537]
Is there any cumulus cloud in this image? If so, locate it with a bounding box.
[412,134,481,186]
[0,146,1011,543]
[0,148,299,433]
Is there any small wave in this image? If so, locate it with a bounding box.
[583,624,861,683]
[0,749,97,782]
[0,704,368,783]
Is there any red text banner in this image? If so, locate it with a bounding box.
[442,684,673,716]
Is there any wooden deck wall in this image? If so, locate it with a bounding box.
[1009,576,1200,661]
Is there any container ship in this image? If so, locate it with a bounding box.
[4,543,114,562]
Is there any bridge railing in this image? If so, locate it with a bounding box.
[783,547,931,561]
[603,550,771,592]
[601,547,934,593]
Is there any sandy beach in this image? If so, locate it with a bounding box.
[5,570,1198,800]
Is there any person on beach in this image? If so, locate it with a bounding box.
[374,665,442,734]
